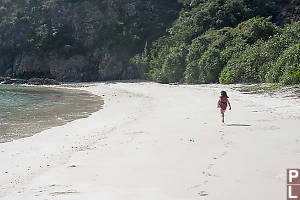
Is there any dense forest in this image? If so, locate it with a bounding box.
[132,0,300,85]
[0,0,181,81]
[0,0,299,84]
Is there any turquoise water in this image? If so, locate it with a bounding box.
[0,85,103,143]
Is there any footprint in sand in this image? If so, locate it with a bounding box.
[225,141,233,146]
[50,190,79,196]
[221,151,228,156]
[198,191,208,196]
[67,165,77,168]
[33,184,78,197]
[202,171,215,177]
[208,163,214,169]
[189,184,202,189]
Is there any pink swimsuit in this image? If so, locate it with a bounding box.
[219,96,228,110]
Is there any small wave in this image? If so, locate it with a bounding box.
[0,85,103,143]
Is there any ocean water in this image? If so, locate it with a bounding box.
[0,85,103,143]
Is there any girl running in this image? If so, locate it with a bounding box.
[217,91,231,123]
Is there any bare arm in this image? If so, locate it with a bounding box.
[217,100,220,108]
[227,100,231,110]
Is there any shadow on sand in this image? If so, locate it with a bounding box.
[226,123,251,127]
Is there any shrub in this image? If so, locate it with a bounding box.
[219,38,247,63]
[219,65,234,84]
[185,34,212,64]
[147,43,187,83]
[224,44,263,83]
[280,65,300,85]
[151,68,168,83]
[230,17,279,44]
[130,46,150,78]
[266,44,300,85]
[161,45,187,83]
[131,2,299,85]
[184,33,215,83]
[184,62,199,83]
[267,43,300,84]
[198,47,224,83]
[224,22,300,84]
[184,17,279,84]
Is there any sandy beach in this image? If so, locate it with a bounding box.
[0,81,300,200]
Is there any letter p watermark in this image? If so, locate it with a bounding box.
[287,169,300,200]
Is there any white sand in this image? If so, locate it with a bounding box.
[0,81,300,200]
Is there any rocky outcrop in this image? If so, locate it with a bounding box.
[0,0,181,81]
[27,78,60,85]
[0,77,60,85]
[98,53,138,80]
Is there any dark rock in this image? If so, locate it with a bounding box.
[47,53,98,82]
[13,52,51,79]
[4,68,13,77]
[13,79,28,84]
[1,78,14,84]
[1,78,28,84]
[98,53,124,80]
[28,78,60,85]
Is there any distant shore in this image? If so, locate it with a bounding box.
[1,81,300,200]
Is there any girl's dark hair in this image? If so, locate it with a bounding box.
[221,91,229,98]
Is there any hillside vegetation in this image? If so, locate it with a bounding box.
[0,0,299,83]
[0,0,181,81]
[132,0,300,85]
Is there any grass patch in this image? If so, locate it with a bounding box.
[234,83,300,94]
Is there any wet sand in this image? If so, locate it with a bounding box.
[0,86,103,143]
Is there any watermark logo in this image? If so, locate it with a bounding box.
[287,169,300,200]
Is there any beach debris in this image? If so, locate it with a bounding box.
[68,165,77,168]
[189,139,195,142]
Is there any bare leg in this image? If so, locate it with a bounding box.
[220,109,225,123]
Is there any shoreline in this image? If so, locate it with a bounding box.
[1,81,300,200]
[0,84,103,143]
[0,82,151,199]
